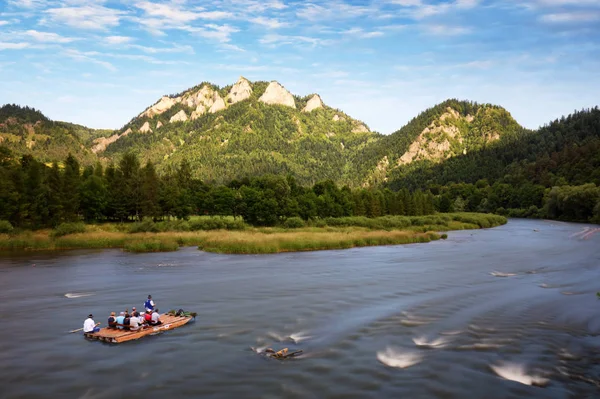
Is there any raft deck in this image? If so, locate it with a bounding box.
[84,313,194,343]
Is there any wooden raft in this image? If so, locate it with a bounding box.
[84,314,193,343]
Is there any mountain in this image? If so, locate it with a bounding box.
[0,104,112,165]
[388,106,600,191]
[98,77,377,185]
[355,99,524,186]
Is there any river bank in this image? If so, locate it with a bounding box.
[0,213,506,254]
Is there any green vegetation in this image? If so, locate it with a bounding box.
[0,104,111,165]
[387,107,600,224]
[1,93,598,227]
[0,213,505,254]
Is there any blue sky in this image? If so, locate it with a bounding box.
[1,0,599,134]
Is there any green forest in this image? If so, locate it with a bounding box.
[0,149,437,230]
[388,107,600,223]
[1,99,599,228]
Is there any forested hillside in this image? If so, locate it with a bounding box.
[100,77,378,186]
[357,99,524,186]
[387,107,600,223]
[0,104,112,165]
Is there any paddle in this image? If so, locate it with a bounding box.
[70,322,101,333]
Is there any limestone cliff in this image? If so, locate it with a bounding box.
[302,94,323,113]
[227,77,252,105]
[259,81,296,108]
[170,110,188,123]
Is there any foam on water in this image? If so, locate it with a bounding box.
[412,336,449,348]
[490,362,549,386]
[289,332,312,343]
[376,347,422,369]
[490,271,517,277]
[64,292,94,299]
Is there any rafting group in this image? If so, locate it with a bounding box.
[83,295,161,333]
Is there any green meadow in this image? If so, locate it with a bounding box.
[0,213,506,254]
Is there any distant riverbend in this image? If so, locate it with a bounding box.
[0,213,506,254]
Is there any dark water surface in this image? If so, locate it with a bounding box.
[1,219,600,399]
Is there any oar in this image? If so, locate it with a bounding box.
[70,322,101,333]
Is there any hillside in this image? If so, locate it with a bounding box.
[356,99,524,186]
[386,107,600,222]
[98,77,377,185]
[0,104,112,165]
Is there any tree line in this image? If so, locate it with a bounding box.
[0,148,436,229]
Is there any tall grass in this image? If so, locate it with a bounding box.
[0,213,507,254]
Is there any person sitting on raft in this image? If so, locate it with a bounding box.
[129,313,141,331]
[144,295,155,312]
[115,312,125,329]
[83,314,100,333]
[150,308,162,325]
[108,312,117,329]
[144,309,152,324]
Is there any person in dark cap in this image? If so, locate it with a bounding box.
[144,295,155,312]
[83,314,100,333]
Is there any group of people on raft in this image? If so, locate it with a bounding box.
[83,295,161,334]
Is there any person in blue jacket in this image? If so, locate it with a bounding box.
[144,295,155,312]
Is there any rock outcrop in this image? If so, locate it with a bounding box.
[170,110,188,123]
[92,128,131,153]
[398,107,464,166]
[302,94,323,113]
[332,114,343,122]
[142,96,179,118]
[227,77,252,105]
[352,123,369,133]
[156,121,163,129]
[259,81,295,108]
[140,121,152,133]
[209,95,226,113]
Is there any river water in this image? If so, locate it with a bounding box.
[1,219,599,398]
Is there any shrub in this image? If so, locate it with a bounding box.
[128,218,159,233]
[189,217,247,231]
[283,217,305,228]
[441,233,448,239]
[51,222,86,238]
[0,220,13,234]
[123,239,179,253]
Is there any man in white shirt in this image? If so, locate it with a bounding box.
[129,315,140,331]
[151,309,162,325]
[83,314,100,333]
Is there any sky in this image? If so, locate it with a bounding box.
[0,0,599,134]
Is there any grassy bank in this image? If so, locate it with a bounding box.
[0,213,506,254]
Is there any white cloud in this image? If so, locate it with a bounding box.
[105,35,134,45]
[540,12,600,23]
[7,0,49,8]
[296,1,374,21]
[424,24,470,35]
[45,5,123,30]
[260,34,334,47]
[26,30,76,43]
[533,0,600,6]
[389,0,480,19]
[0,42,30,50]
[342,28,384,38]
[0,21,10,26]
[131,44,194,54]
[63,49,117,71]
[184,24,239,43]
[251,16,288,29]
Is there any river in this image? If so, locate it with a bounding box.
[0,219,599,398]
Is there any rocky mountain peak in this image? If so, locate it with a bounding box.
[227,76,253,105]
[302,94,323,113]
[259,81,296,108]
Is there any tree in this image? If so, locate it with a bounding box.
[62,153,81,221]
